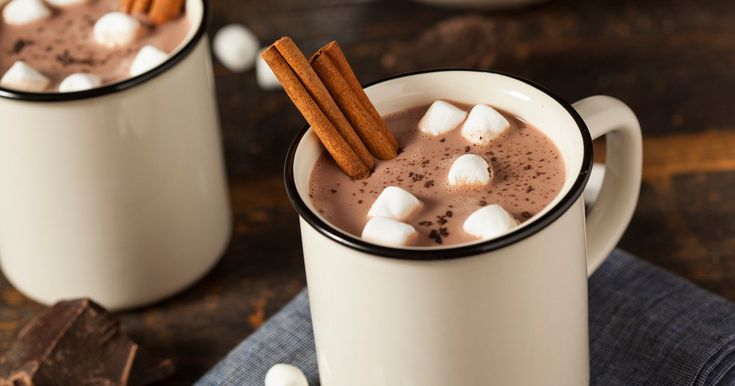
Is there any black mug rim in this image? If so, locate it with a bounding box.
[0,0,210,102]
[284,69,593,261]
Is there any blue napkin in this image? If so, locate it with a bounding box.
[196,250,735,385]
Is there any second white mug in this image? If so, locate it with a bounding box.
[0,0,230,311]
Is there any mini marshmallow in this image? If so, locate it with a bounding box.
[0,61,49,92]
[256,48,282,90]
[2,0,51,25]
[418,100,468,136]
[448,154,491,186]
[362,217,418,247]
[45,0,88,6]
[368,186,423,221]
[58,73,101,92]
[461,104,510,145]
[213,24,259,73]
[264,363,308,386]
[129,45,168,76]
[463,204,518,240]
[93,12,142,48]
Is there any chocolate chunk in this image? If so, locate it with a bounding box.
[11,39,33,55]
[429,229,443,244]
[0,299,174,386]
[56,50,95,67]
[382,16,499,73]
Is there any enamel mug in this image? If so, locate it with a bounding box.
[285,70,642,385]
[0,0,230,311]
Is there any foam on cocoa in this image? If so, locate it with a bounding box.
[0,0,189,91]
[309,102,566,247]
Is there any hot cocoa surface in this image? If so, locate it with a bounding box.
[0,0,190,91]
[309,102,566,247]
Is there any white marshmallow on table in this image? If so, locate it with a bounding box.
[2,0,51,25]
[264,363,308,386]
[418,100,468,136]
[130,45,169,76]
[213,24,259,73]
[58,73,101,92]
[463,204,518,240]
[0,61,50,92]
[448,154,491,186]
[45,0,88,6]
[93,12,142,48]
[256,48,282,90]
[461,104,511,145]
[368,186,423,221]
[362,217,418,247]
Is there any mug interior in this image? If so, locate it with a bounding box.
[0,0,207,101]
[288,70,592,258]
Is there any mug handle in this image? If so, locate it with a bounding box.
[572,96,643,276]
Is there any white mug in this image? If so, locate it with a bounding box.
[285,70,642,385]
[0,0,230,311]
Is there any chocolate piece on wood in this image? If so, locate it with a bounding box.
[382,15,500,73]
[0,298,174,386]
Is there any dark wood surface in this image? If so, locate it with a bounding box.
[2,0,735,384]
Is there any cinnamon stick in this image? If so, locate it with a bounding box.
[273,37,375,170]
[311,53,398,160]
[131,0,152,14]
[261,46,371,179]
[148,0,184,25]
[313,41,399,151]
[119,0,135,12]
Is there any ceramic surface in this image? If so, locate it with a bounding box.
[286,70,642,385]
[0,0,231,310]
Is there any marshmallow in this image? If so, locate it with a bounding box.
[362,217,418,247]
[130,45,169,76]
[264,363,308,386]
[256,48,282,90]
[0,61,50,92]
[2,0,51,25]
[448,154,491,186]
[418,100,467,136]
[213,24,259,73]
[93,12,142,48]
[45,0,88,6]
[368,186,423,221]
[58,73,101,92]
[463,205,518,240]
[461,104,510,145]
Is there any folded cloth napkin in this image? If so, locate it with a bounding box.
[197,250,735,385]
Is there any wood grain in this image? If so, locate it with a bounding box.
[0,0,733,384]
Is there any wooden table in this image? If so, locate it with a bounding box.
[1,0,734,383]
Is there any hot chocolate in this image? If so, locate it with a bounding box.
[309,101,565,246]
[0,0,189,92]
